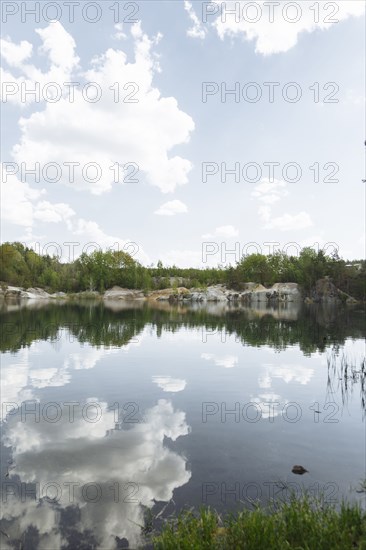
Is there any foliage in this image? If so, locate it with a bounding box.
[0,242,365,300]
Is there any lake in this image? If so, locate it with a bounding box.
[0,299,365,549]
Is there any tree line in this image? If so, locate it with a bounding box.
[0,242,365,300]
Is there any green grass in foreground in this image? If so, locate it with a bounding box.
[151,496,366,549]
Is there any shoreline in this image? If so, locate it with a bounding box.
[0,281,360,305]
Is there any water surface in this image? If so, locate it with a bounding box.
[0,300,365,548]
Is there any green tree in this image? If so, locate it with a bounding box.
[237,254,270,285]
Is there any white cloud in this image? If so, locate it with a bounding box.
[260,363,314,386]
[29,367,71,389]
[0,170,45,226]
[201,352,238,369]
[0,350,35,419]
[1,22,80,106]
[213,1,365,55]
[202,224,239,238]
[152,376,187,392]
[250,392,284,418]
[0,38,33,66]
[184,1,207,39]
[33,200,75,224]
[73,218,149,264]
[0,165,148,263]
[65,348,119,372]
[264,212,313,231]
[154,199,188,216]
[1,165,76,230]
[252,179,288,204]
[5,22,194,194]
[3,398,191,548]
[36,21,79,72]
[253,178,313,231]
[113,23,127,41]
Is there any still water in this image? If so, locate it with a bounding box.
[0,300,365,548]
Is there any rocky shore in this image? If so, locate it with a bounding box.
[0,278,359,305]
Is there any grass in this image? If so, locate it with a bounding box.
[150,496,366,549]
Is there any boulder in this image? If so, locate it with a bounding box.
[206,285,228,302]
[307,278,358,305]
[242,282,260,291]
[4,287,22,298]
[311,278,340,303]
[104,286,145,300]
[180,285,230,303]
[25,287,52,299]
[239,283,302,303]
[271,283,302,302]
[3,286,54,299]
[241,284,268,303]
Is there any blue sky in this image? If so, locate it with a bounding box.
[1,1,365,266]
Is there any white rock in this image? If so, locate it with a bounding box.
[104,286,145,300]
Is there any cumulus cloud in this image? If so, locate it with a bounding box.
[3,21,194,194]
[184,1,207,39]
[154,199,188,216]
[0,342,140,422]
[1,22,80,107]
[263,211,313,231]
[202,224,239,238]
[33,200,75,225]
[253,178,313,231]
[252,362,315,418]
[251,178,288,204]
[113,23,127,41]
[250,392,284,418]
[72,218,148,264]
[1,349,35,418]
[152,376,187,392]
[1,166,74,229]
[0,166,149,264]
[1,169,46,226]
[36,21,80,72]
[2,398,191,548]
[259,363,314,387]
[212,0,365,55]
[0,38,33,66]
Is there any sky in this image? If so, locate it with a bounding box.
[1,0,365,267]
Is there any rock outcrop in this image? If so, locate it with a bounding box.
[1,286,53,299]
[306,277,359,305]
[25,287,52,299]
[239,282,302,303]
[0,279,358,305]
[103,286,145,300]
[150,283,303,304]
[308,277,357,304]
[311,278,340,303]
